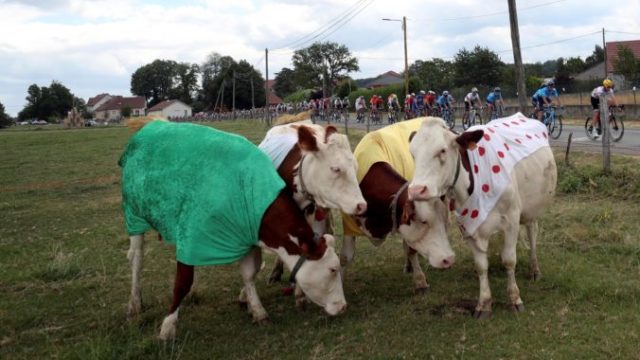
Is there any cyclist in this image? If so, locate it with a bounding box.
[415,90,426,116]
[437,90,454,112]
[589,79,618,139]
[404,94,414,119]
[532,80,561,121]
[387,93,400,122]
[486,87,504,118]
[355,95,367,123]
[425,90,437,115]
[463,87,483,121]
[342,96,350,111]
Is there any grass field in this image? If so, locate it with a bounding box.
[1,121,639,359]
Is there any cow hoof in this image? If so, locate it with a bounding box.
[127,303,142,320]
[510,303,525,313]
[530,271,542,281]
[238,300,248,309]
[472,310,492,319]
[414,286,430,295]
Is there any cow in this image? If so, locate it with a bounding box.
[408,114,557,318]
[121,119,346,340]
[340,118,456,293]
[258,115,366,307]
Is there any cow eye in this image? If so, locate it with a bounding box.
[329,267,338,274]
[330,166,341,174]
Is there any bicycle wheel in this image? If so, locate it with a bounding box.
[584,117,596,141]
[548,115,562,139]
[462,113,470,130]
[609,115,624,142]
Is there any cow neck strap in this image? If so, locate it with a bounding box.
[449,152,462,192]
[390,182,409,234]
[288,255,307,286]
[297,155,315,206]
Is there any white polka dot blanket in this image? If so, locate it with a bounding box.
[457,112,549,236]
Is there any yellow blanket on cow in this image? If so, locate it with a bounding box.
[342,118,424,236]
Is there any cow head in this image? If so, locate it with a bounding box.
[296,125,366,216]
[397,197,455,269]
[408,117,482,201]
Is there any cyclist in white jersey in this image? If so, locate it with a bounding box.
[463,87,483,121]
[589,79,618,139]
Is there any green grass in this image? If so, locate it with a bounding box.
[1,121,639,359]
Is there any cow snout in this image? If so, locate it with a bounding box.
[326,301,347,316]
[408,185,429,201]
[355,202,367,215]
[440,255,455,269]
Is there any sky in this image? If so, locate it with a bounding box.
[1,0,639,116]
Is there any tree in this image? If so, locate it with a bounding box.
[585,45,605,68]
[452,46,505,87]
[131,59,200,107]
[614,46,640,85]
[18,81,77,121]
[0,101,12,128]
[198,53,265,110]
[273,68,298,99]
[336,78,357,98]
[409,58,454,91]
[554,58,573,91]
[565,57,586,75]
[291,42,359,96]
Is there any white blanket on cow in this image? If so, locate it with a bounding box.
[457,113,549,236]
[258,133,298,169]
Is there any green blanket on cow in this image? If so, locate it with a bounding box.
[119,120,285,266]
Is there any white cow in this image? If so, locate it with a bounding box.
[408,114,557,318]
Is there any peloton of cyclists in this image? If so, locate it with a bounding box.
[531,79,562,121]
[486,87,504,118]
[463,87,483,120]
[589,79,619,139]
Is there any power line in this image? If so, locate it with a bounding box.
[271,0,373,53]
[606,30,640,36]
[497,30,601,53]
[411,0,566,22]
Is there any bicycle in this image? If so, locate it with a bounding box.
[368,108,381,124]
[388,107,399,124]
[488,103,504,120]
[541,106,563,139]
[462,107,483,130]
[441,107,455,129]
[584,105,625,142]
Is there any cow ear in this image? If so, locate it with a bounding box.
[298,125,319,152]
[409,130,417,143]
[324,125,338,143]
[322,234,336,248]
[455,129,483,150]
[401,201,416,225]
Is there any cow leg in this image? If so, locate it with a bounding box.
[526,220,542,281]
[404,240,429,293]
[239,247,270,324]
[468,238,492,318]
[159,261,194,340]
[267,259,284,285]
[339,235,356,276]
[127,234,144,318]
[294,284,307,312]
[503,222,524,312]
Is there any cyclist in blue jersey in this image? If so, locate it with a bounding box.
[532,80,561,121]
[415,90,425,115]
[486,87,503,117]
[437,90,454,111]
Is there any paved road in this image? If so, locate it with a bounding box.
[315,115,640,156]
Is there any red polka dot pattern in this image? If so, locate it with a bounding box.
[492,165,501,173]
[482,184,490,192]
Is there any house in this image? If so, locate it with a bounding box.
[86,93,112,113]
[266,79,283,105]
[147,100,192,119]
[362,71,404,89]
[93,96,147,122]
[576,40,640,89]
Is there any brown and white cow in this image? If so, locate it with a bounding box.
[408,115,557,317]
[340,118,455,293]
[122,119,346,340]
[259,118,366,299]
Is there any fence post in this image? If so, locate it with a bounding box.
[600,94,610,175]
[565,132,573,166]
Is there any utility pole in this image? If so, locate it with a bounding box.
[602,28,608,79]
[403,16,409,97]
[250,78,255,110]
[507,0,527,113]
[232,70,236,120]
[265,48,269,124]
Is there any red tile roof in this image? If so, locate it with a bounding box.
[606,40,640,73]
[95,96,147,111]
[265,79,283,105]
[87,93,110,107]
[148,100,180,111]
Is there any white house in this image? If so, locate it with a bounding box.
[147,100,192,119]
[93,96,147,122]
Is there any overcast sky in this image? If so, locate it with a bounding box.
[1,0,639,116]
